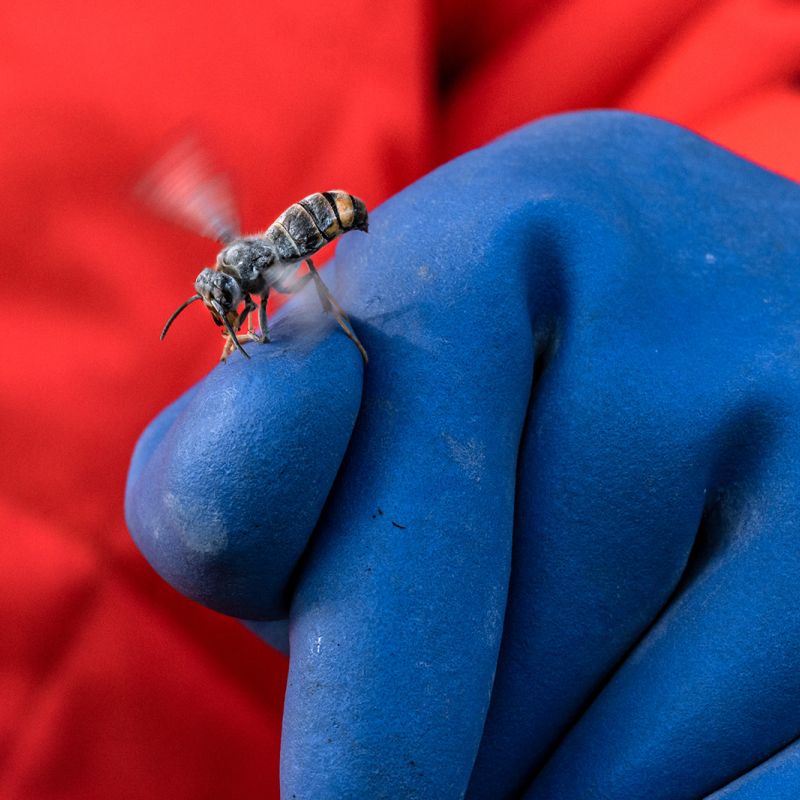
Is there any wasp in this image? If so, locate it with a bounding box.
[139,137,368,362]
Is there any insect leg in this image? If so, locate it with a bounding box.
[235,295,262,344]
[236,296,256,331]
[241,290,270,343]
[220,334,235,362]
[255,289,271,343]
[305,259,368,364]
[306,259,348,318]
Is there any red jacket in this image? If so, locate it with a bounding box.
[3,1,799,797]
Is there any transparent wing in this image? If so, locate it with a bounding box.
[137,135,241,244]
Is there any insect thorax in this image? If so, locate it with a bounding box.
[217,236,275,292]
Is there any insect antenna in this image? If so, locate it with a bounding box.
[212,301,250,359]
[161,294,202,339]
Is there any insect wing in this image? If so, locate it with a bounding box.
[137,136,241,244]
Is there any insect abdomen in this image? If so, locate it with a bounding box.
[266,191,368,262]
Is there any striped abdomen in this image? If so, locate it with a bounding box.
[264,190,368,263]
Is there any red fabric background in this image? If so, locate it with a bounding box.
[2,1,800,797]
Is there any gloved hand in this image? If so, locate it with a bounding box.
[125,111,800,800]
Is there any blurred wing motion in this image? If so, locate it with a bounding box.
[137,135,241,244]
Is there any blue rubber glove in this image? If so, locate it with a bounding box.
[126,111,800,800]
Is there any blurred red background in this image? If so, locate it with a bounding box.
[2,1,800,797]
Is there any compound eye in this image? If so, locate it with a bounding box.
[194,268,215,294]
